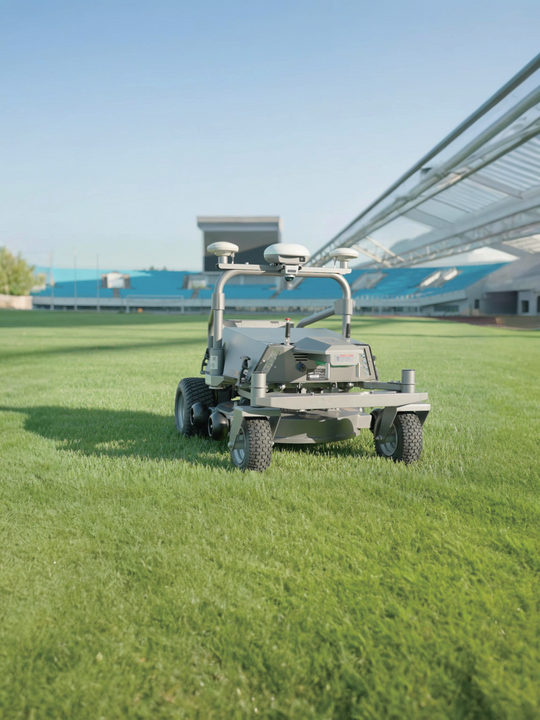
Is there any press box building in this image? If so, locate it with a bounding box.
[197,217,282,272]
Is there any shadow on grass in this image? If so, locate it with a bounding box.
[2,405,374,469]
[277,439,374,461]
[0,309,208,330]
[2,335,205,361]
[1,405,233,470]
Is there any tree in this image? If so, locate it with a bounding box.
[0,247,45,296]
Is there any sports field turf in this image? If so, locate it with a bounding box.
[0,308,539,719]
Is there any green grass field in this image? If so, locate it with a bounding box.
[1,309,539,719]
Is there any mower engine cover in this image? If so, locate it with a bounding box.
[220,326,377,386]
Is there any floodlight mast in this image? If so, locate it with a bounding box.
[205,244,358,349]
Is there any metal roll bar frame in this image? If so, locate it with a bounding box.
[207,263,353,350]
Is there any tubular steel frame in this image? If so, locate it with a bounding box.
[309,53,540,270]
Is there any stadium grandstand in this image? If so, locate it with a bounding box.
[32,54,540,318]
[34,260,538,317]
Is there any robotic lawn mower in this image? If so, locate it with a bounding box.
[176,242,429,471]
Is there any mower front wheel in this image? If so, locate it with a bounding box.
[230,418,273,471]
[373,412,423,464]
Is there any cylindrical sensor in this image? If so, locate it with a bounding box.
[401,369,416,394]
[251,371,267,405]
[191,402,210,431]
[208,412,229,440]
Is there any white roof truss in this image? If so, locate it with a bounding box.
[309,54,540,268]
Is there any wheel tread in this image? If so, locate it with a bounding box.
[399,413,423,464]
[246,419,273,471]
[374,412,423,464]
[231,418,273,471]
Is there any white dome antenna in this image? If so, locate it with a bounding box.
[207,242,239,264]
[264,244,310,265]
[329,247,360,268]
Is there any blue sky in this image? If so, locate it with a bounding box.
[1,0,539,270]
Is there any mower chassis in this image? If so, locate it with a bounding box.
[225,394,430,450]
[176,242,430,469]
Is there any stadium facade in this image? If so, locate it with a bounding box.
[31,257,540,317]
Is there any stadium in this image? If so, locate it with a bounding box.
[2,17,540,720]
[30,258,538,318]
[29,56,540,323]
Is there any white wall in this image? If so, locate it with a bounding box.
[0,294,32,310]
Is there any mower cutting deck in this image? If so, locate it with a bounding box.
[175,242,430,471]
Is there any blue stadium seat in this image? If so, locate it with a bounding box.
[32,264,508,303]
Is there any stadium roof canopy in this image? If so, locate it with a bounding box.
[310,53,540,269]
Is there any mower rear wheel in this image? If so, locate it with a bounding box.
[230,418,273,471]
[373,412,423,464]
[175,378,214,437]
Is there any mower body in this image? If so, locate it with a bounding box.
[175,243,430,470]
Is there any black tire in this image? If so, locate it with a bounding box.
[175,378,214,437]
[230,418,273,471]
[374,412,423,464]
[370,408,381,434]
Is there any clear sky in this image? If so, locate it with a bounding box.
[1,0,539,271]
